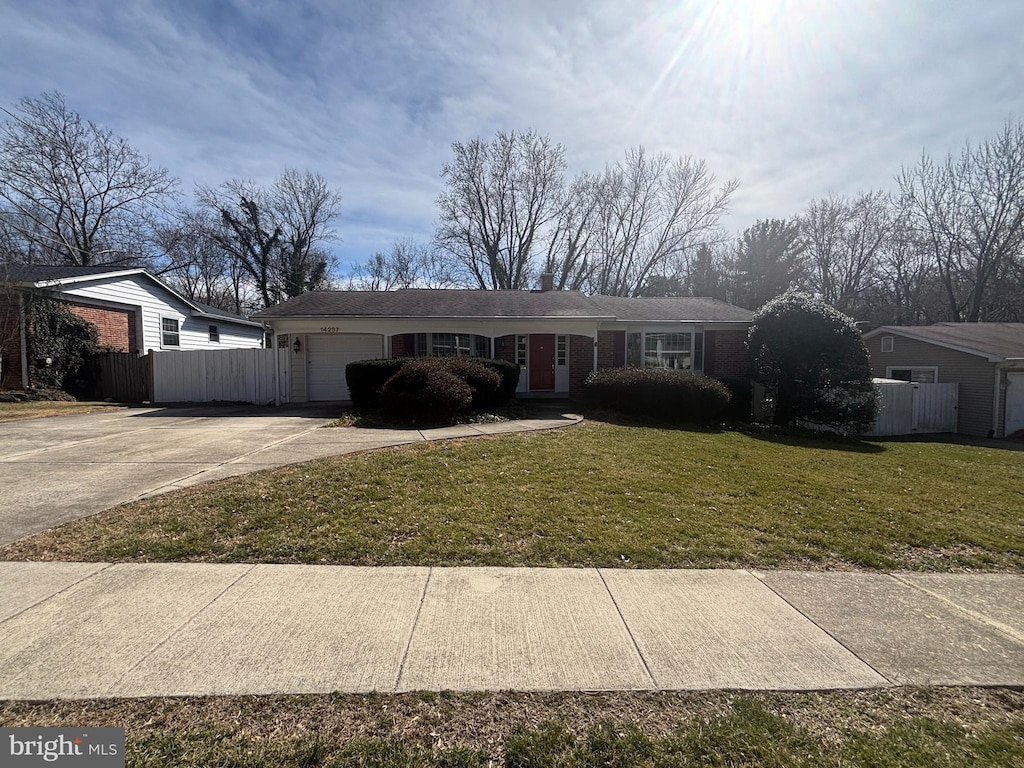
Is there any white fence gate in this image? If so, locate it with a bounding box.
[867,379,958,436]
[151,349,277,405]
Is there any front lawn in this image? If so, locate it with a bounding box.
[3,421,1021,571]
[0,399,127,422]
[2,688,1022,768]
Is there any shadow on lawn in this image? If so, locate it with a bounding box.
[583,409,887,453]
[737,424,886,454]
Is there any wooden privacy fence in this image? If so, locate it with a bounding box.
[92,349,278,405]
[866,379,958,436]
[92,351,149,403]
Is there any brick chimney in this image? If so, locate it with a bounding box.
[539,272,555,292]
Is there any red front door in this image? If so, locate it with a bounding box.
[529,334,556,391]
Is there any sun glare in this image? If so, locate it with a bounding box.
[639,0,855,113]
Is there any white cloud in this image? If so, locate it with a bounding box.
[2,0,1023,269]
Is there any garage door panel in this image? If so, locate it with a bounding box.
[307,334,383,401]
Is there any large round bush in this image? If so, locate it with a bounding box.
[379,358,474,424]
[749,290,878,434]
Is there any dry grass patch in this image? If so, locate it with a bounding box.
[2,421,1022,571]
[1,688,1021,767]
[0,400,128,422]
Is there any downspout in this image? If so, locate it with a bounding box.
[992,364,1006,438]
[18,293,29,389]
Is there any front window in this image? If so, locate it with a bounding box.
[516,335,527,366]
[645,332,691,370]
[626,333,642,367]
[889,367,937,383]
[431,333,472,357]
[556,335,567,366]
[208,324,220,343]
[161,317,180,348]
[475,335,490,358]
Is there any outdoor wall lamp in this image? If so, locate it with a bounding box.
[293,338,302,354]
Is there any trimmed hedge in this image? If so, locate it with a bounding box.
[347,357,519,413]
[345,359,404,409]
[440,358,502,411]
[380,359,474,424]
[478,358,521,404]
[584,367,731,423]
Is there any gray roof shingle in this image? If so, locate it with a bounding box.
[2,263,135,283]
[253,289,753,323]
[875,323,1024,360]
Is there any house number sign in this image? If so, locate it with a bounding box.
[320,326,341,333]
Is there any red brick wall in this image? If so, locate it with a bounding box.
[390,333,415,358]
[569,334,594,398]
[597,330,625,369]
[705,329,750,379]
[66,302,136,352]
[495,335,517,363]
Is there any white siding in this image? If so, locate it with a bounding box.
[56,273,263,351]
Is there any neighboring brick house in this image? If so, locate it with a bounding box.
[863,323,1024,437]
[253,282,753,403]
[1,264,265,390]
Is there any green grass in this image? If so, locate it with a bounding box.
[0,399,128,422]
[2,421,1022,570]
[2,689,1022,767]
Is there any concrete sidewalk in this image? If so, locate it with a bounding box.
[0,563,1021,699]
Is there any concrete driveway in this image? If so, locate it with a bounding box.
[0,405,339,546]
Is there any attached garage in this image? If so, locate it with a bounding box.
[304,333,383,401]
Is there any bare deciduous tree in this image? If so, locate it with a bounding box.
[897,121,1024,321]
[587,148,738,296]
[348,238,462,290]
[543,172,601,290]
[0,92,178,267]
[157,210,255,313]
[435,130,566,290]
[199,170,341,308]
[800,190,893,315]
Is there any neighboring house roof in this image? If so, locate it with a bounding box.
[1,263,135,283]
[253,289,753,323]
[2,263,262,328]
[864,323,1024,362]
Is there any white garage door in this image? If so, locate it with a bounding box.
[1006,372,1024,436]
[307,334,383,401]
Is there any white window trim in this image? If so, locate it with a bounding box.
[635,328,704,372]
[208,324,220,343]
[881,335,894,352]
[886,365,938,383]
[160,316,181,349]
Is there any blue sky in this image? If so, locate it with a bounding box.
[2,0,1023,275]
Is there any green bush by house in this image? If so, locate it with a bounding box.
[348,356,519,421]
[584,367,731,422]
[380,358,475,423]
[345,359,405,409]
